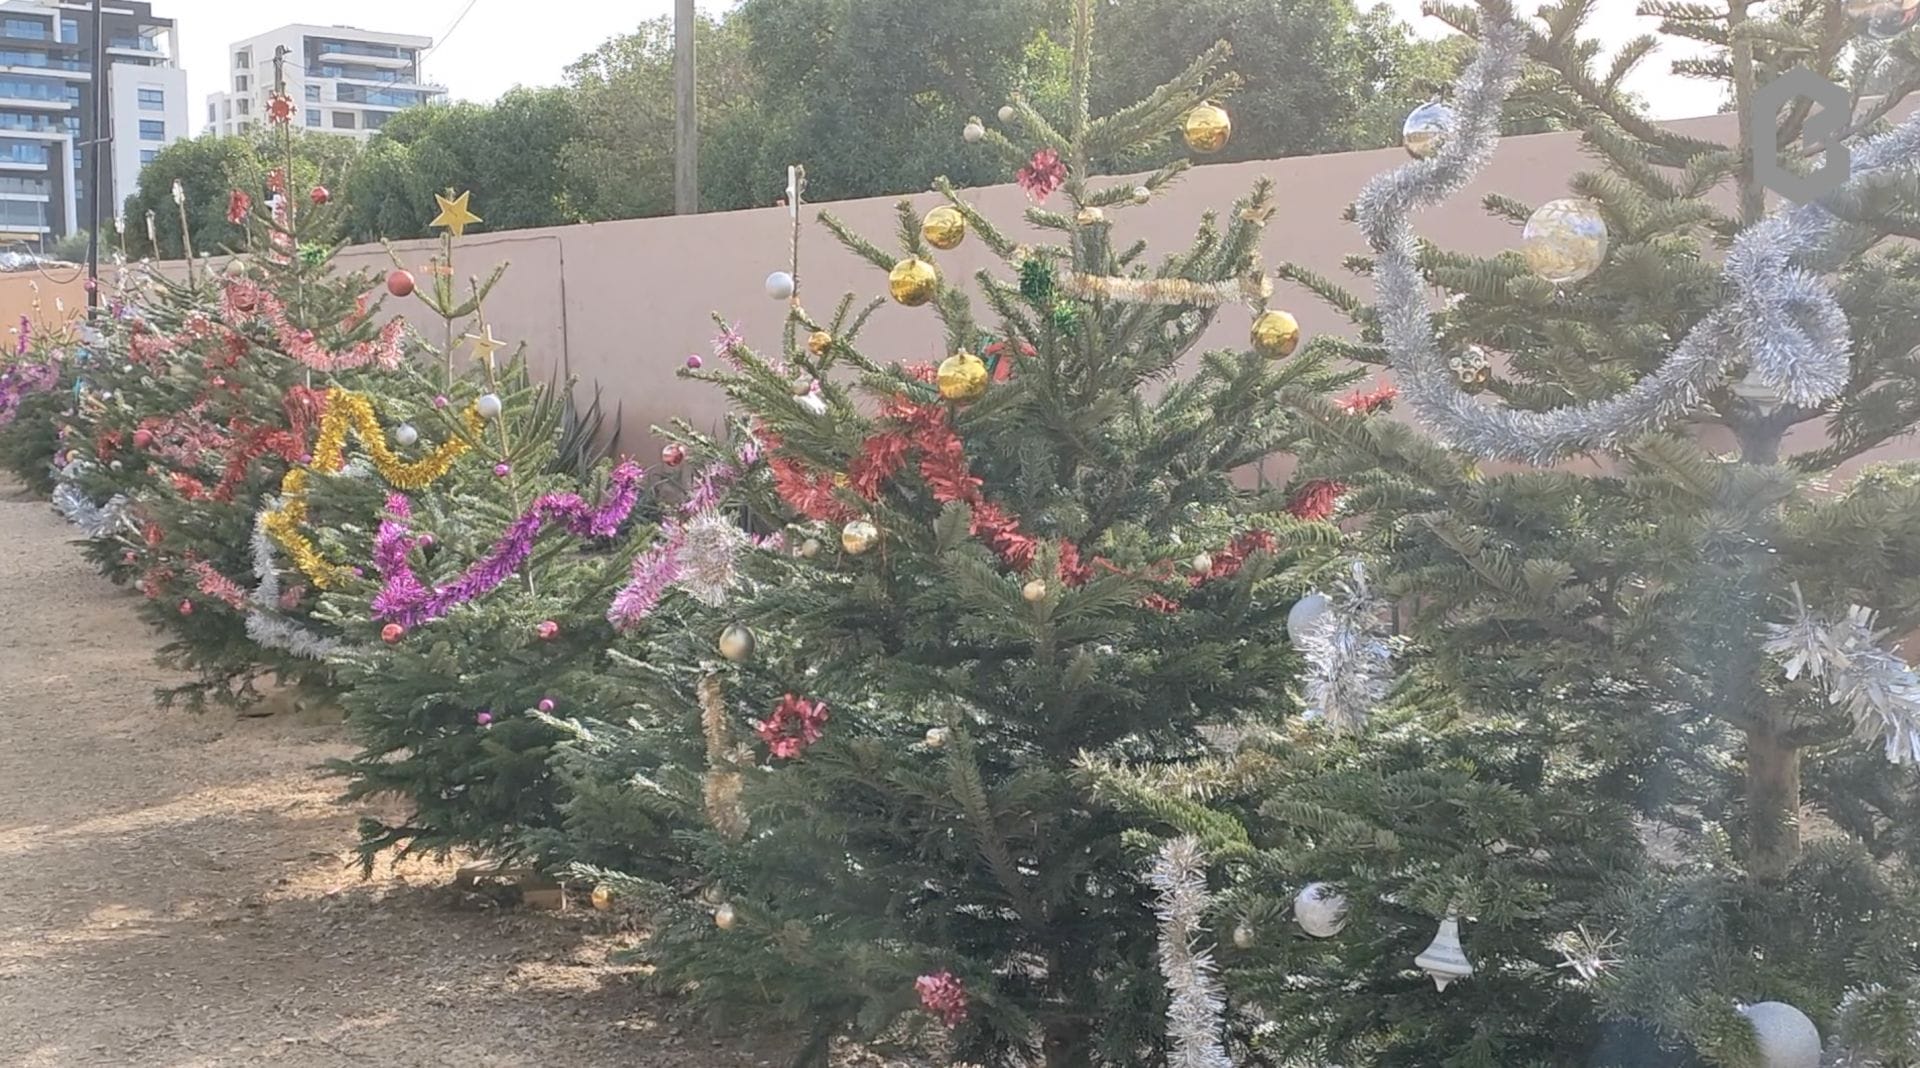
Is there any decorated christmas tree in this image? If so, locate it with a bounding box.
[544,3,1387,1062]
[1105,0,1920,1064]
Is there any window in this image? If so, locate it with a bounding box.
[305,108,319,126]
[139,149,157,164]
[236,98,249,115]
[137,87,164,110]
[365,110,390,130]
[235,50,249,69]
[3,18,48,40]
[206,102,214,123]
[234,74,248,92]
[0,176,48,195]
[59,19,76,44]
[0,80,73,103]
[137,118,164,140]
[331,111,356,129]
[0,199,47,226]
[304,84,319,101]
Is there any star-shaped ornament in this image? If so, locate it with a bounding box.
[463,324,504,363]
[431,191,482,237]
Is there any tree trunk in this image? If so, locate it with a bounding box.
[1745,722,1802,881]
[1044,1016,1093,1068]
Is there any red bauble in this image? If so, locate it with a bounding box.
[535,620,560,641]
[310,185,331,205]
[661,442,687,467]
[132,428,153,449]
[386,269,416,297]
[381,622,405,644]
[178,599,193,616]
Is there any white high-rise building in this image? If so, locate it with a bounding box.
[0,0,186,244]
[204,24,444,141]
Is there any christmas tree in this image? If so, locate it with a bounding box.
[544,2,1379,1062]
[1110,0,1920,1063]
[0,285,83,495]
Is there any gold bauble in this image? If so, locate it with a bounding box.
[1131,185,1152,205]
[841,519,880,555]
[806,330,833,355]
[1250,309,1302,360]
[922,206,967,251]
[1074,206,1106,227]
[798,537,821,559]
[1182,103,1232,154]
[1521,198,1608,284]
[714,902,737,929]
[888,257,938,306]
[1191,552,1215,575]
[936,351,989,402]
[717,622,755,663]
[591,885,614,911]
[1022,579,1049,603]
[1232,922,1255,949]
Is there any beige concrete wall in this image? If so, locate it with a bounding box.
[154,106,1915,475]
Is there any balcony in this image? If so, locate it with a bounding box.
[313,43,412,69]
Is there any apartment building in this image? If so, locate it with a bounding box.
[204,24,444,141]
[0,0,185,244]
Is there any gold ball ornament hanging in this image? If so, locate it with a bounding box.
[1022,579,1048,603]
[1521,198,1609,284]
[841,519,880,555]
[1232,923,1255,949]
[714,902,738,929]
[921,206,967,251]
[798,537,821,559]
[1250,310,1302,359]
[1182,103,1232,154]
[936,351,989,402]
[1131,185,1152,205]
[806,330,833,355]
[591,884,615,911]
[1074,206,1106,227]
[717,622,756,663]
[888,257,938,306]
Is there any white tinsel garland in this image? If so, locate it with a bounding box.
[676,509,751,607]
[243,502,345,660]
[1764,585,1920,765]
[50,460,128,539]
[1351,14,1920,464]
[1298,561,1397,733]
[1149,837,1232,1068]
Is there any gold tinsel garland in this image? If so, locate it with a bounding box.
[699,673,749,841]
[1058,269,1271,307]
[263,388,483,588]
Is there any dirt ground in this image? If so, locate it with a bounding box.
[0,480,786,1067]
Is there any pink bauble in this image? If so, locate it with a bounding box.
[475,711,493,726]
[685,354,703,370]
[493,462,511,477]
[380,623,405,644]
[535,620,559,641]
[537,698,555,712]
[661,443,687,467]
[178,599,193,615]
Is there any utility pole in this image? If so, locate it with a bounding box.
[84,0,104,314]
[673,0,697,214]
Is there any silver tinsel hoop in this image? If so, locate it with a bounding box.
[1353,11,1920,464]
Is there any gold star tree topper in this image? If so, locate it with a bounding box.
[463,323,504,363]
[431,191,482,237]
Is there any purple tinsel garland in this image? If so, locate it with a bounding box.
[0,359,58,427]
[372,459,645,628]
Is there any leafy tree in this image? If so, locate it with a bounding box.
[122,132,360,259]
[1092,0,1469,162]
[339,88,585,242]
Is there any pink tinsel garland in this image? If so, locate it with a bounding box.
[372,460,645,628]
[220,279,406,372]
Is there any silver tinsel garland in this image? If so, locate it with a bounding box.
[676,509,751,607]
[1764,585,1920,765]
[1298,561,1397,733]
[244,503,345,660]
[1149,837,1232,1068]
[1352,14,1920,464]
[50,460,129,539]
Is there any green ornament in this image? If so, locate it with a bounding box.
[297,244,328,268]
[1019,258,1054,303]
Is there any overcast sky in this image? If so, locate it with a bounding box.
[173,0,1718,126]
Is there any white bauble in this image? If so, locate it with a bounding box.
[1293,882,1348,938]
[798,392,828,416]
[1286,593,1331,639]
[394,423,419,447]
[475,393,503,419]
[1737,1002,1821,1068]
[765,271,796,300]
[962,120,985,143]
[997,105,1016,123]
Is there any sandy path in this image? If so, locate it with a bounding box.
[0,481,775,1067]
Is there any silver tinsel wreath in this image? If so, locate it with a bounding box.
[1352,12,1920,464]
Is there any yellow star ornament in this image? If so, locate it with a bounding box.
[431,191,482,237]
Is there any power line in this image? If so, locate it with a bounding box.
[425,0,483,58]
